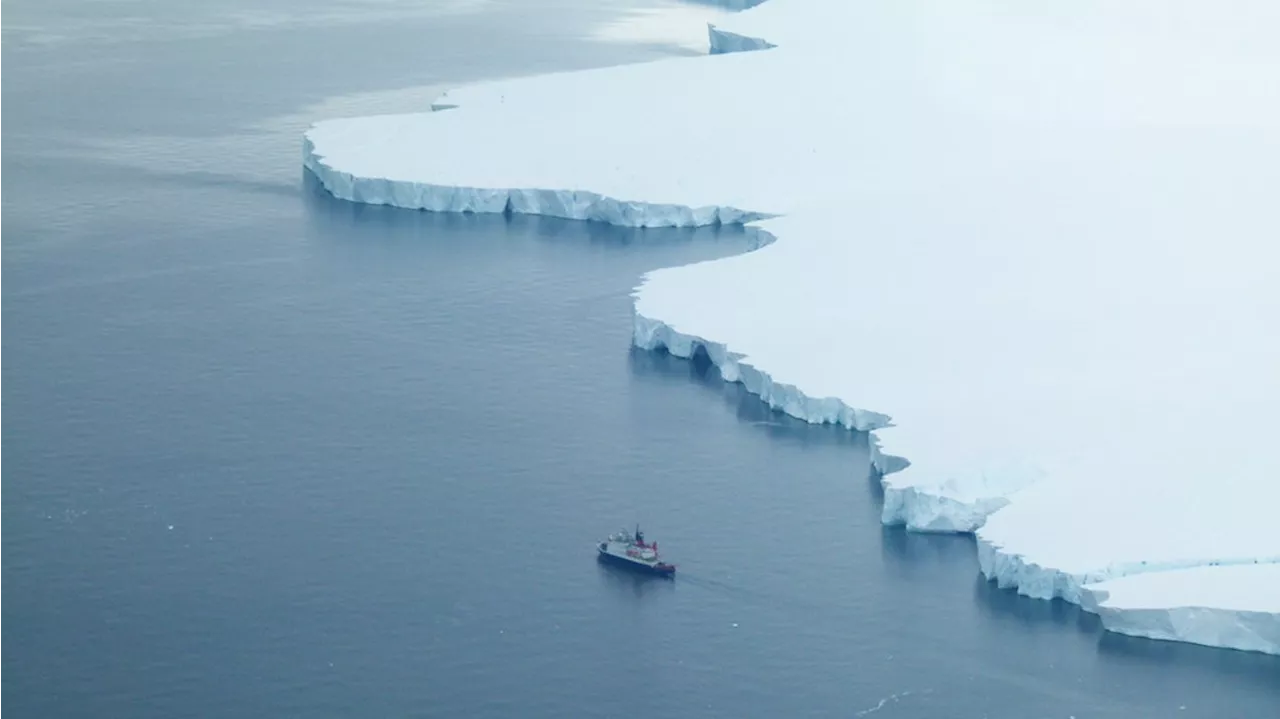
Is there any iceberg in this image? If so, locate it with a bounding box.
[304,0,1280,654]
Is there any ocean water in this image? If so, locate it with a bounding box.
[4,1,1279,718]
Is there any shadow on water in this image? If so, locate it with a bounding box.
[865,468,886,503]
[971,573,1098,636]
[626,344,869,453]
[595,559,676,600]
[975,574,1280,687]
[1096,628,1280,683]
[878,524,976,570]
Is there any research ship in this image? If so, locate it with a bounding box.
[597,525,676,576]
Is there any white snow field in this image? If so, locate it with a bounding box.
[304,0,1280,653]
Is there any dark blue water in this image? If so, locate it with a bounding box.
[5,2,1279,717]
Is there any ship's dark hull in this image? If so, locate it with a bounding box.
[597,548,676,577]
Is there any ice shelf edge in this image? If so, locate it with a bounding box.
[303,136,771,229]
[629,307,896,444]
[300,1,1280,655]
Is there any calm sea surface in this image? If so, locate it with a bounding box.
[4,1,1279,717]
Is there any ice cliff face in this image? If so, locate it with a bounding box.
[630,311,893,435]
[1080,564,1280,655]
[303,0,1280,654]
[303,136,769,228]
[707,24,773,55]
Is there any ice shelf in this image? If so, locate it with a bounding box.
[1081,564,1280,655]
[304,0,1280,654]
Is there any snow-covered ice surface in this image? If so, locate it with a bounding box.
[304,0,1280,653]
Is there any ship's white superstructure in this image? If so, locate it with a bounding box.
[597,526,676,576]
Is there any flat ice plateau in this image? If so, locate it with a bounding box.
[305,0,1280,653]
